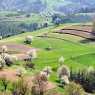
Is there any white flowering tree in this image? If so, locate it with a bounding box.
[27,49,37,60]
[25,35,33,44]
[1,53,16,66]
[57,65,70,85]
[40,66,52,78]
[0,45,18,67]
[16,67,26,77]
[1,45,8,53]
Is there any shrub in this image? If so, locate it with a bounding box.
[57,65,70,86]
[40,66,52,78]
[86,66,94,74]
[60,75,70,86]
[2,53,14,66]
[11,55,18,61]
[27,49,37,59]
[58,56,65,66]
[52,66,58,72]
[70,68,95,93]
[16,68,26,77]
[1,54,17,67]
[57,65,70,79]
[0,56,5,69]
[0,76,9,91]
[12,77,29,95]
[1,45,8,53]
[16,69,23,77]
[25,62,35,69]
[25,36,33,44]
[64,82,85,95]
[31,74,47,95]
[45,46,52,51]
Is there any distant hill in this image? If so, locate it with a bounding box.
[0,0,95,14]
[0,0,46,13]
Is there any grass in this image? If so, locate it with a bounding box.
[0,24,95,93]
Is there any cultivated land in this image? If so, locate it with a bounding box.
[0,23,95,94]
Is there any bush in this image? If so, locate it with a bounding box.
[0,56,5,70]
[12,77,29,95]
[0,76,9,91]
[40,66,52,78]
[25,36,33,44]
[27,49,37,59]
[57,65,70,79]
[31,74,47,95]
[16,68,26,77]
[58,56,65,66]
[25,62,35,69]
[3,54,14,66]
[1,53,17,67]
[1,45,8,53]
[64,82,85,95]
[11,55,18,61]
[45,46,52,51]
[57,65,70,86]
[70,68,95,93]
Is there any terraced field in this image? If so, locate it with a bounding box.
[55,25,95,40]
[63,25,92,32]
[0,24,95,94]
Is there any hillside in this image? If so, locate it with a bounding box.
[0,24,95,94]
[0,1,95,95]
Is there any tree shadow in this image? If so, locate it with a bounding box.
[80,38,95,44]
